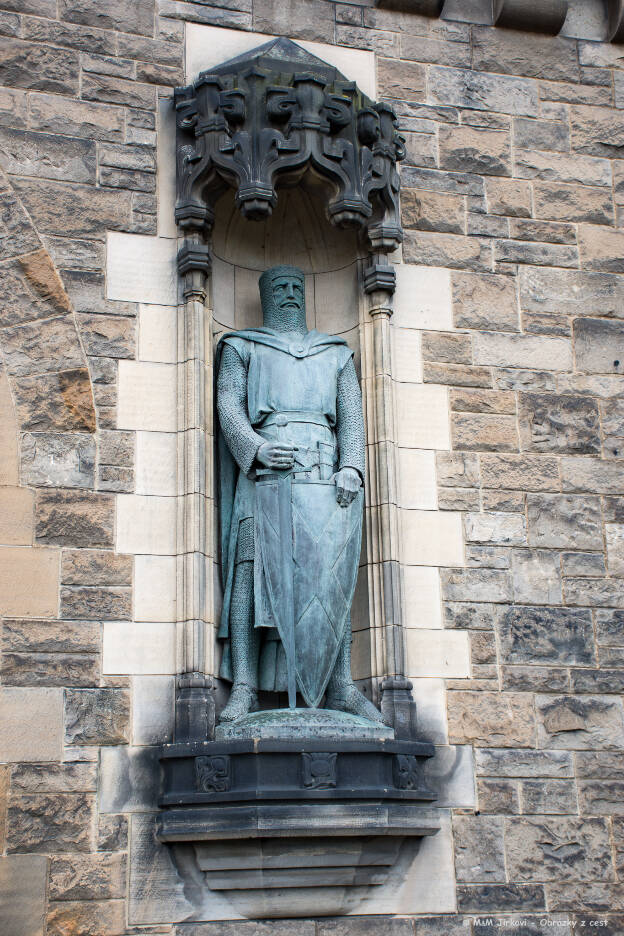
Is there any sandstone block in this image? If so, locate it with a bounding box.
[476,777,519,814]
[476,748,573,778]
[497,605,593,665]
[595,610,624,647]
[482,490,525,512]
[505,816,613,882]
[49,853,126,900]
[503,666,569,693]
[464,512,527,546]
[35,489,114,546]
[0,37,79,95]
[13,178,131,237]
[22,19,117,56]
[480,454,560,491]
[574,318,624,375]
[29,92,124,142]
[579,781,624,816]
[513,117,569,153]
[0,854,47,936]
[518,392,600,455]
[401,189,465,234]
[457,883,545,912]
[452,388,515,415]
[519,267,624,317]
[561,551,605,577]
[59,0,155,36]
[452,412,518,452]
[402,166,485,198]
[60,585,131,620]
[579,223,624,272]
[98,814,127,852]
[514,149,611,187]
[422,331,471,364]
[527,493,602,549]
[484,177,531,218]
[2,618,99,654]
[13,369,95,432]
[46,899,125,936]
[0,687,62,762]
[494,239,579,268]
[402,33,470,67]
[423,362,492,387]
[533,181,613,225]
[1,651,99,687]
[21,432,95,489]
[11,763,97,793]
[439,124,511,176]
[520,779,578,815]
[64,688,130,745]
[509,219,576,247]
[510,551,563,605]
[453,815,505,883]
[571,670,624,694]
[441,568,512,603]
[494,368,557,392]
[377,57,425,101]
[606,524,624,577]
[0,545,58,617]
[562,456,624,495]
[0,486,33,545]
[61,549,132,585]
[403,230,491,271]
[77,313,136,358]
[1,315,84,376]
[428,65,539,117]
[537,694,624,750]
[0,127,95,183]
[436,452,479,488]
[472,26,578,82]
[0,192,40,261]
[572,104,624,158]
[253,0,334,41]
[448,691,535,747]
[452,271,518,332]
[563,576,624,608]
[473,332,572,371]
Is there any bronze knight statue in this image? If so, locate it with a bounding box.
[216,265,384,727]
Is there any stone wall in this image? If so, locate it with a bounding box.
[1,0,624,934]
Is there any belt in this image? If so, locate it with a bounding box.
[259,411,331,429]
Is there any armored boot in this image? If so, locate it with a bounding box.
[219,560,260,724]
[325,625,387,726]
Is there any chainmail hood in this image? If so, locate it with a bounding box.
[258,265,306,332]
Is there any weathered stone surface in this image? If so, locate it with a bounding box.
[1,315,84,376]
[441,568,512,603]
[7,793,95,852]
[527,493,602,549]
[428,65,539,116]
[0,127,95,183]
[515,150,612,189]
[495,368,557,392]
[0,192,40,260]
[574,318,624,375]
[20,15,117,55]
[579,781,624,816]
[29,91,124,142]
[482,490,525,513]
[473,331,572,371]
[452,412,518,452]
[579,224,624,273]
[439,124,511,176]
[46,899,125,936]
[444,602,497,631]
[511,551,563,605]
[503,665,569,693]
[572,104,624,158]
[35,489,114,546]
[452,271,518,332]
[466,546,510,570]
[564,577,624,608]
[12,178,131,237]
[61,549,132,586]
[60,585,131,620]
[377,56,425,101]
[0,37,79,95]
[561,550,605,577]
[505,816,613,882]
[0,854,47,936]
[513,116,569,153]
[520,268,624,318]
[1,651,99,687]
[473,26,578,81]
[64,688,130,745]
[76,313,136,359]
[494,239,578,269]
[21,432,95,489]
[480,453,559,491]
[11,763,97,792]
[436,452,479,487]
[537,695,624,750]
[520,779,578,815]
[577,751,624,779]
[59,0,155,36]
[484,177,531,218]
[12,369,95,432]
[423,361,492,387]
[448,691,535,747]
[497,605,593,667]
[465,511,527,546]
[477,777,519,813]
[476,748,573,778]
[401,188,465,234]
[571,670,624,694]
[510,219,576,248]
[453,815,505,883]
[518,392,600,455]
[562,456,624,495]
[457,883,545,912]
[533,181,613,225]
[49,853,126,900]
[2,618,99,653]
[98,814,127,852]
[403,229,491,271]
[595,610,624,647]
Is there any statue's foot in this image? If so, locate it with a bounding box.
[326,683,387,726]
[219,684,259,724]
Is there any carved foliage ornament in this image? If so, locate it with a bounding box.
[174,38,406,255]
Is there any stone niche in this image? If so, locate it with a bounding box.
[153,37,444,921]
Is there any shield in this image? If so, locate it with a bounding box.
[255,477,363,708]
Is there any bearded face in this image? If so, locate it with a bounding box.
[259,265,306,332]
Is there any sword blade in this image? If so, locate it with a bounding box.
[277,471,297,709]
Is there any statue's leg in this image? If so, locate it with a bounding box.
[325,624,386,725]
[219,559,260,723]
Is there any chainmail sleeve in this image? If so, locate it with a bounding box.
[336,355,365,481]
[217,343,265,476]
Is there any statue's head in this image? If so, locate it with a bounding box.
[259,265,306,332]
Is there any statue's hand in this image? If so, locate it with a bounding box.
[257,441,296,470]
[333,467,361,507]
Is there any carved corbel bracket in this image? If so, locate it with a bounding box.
[493,0,569,34]
[609,0,624,42]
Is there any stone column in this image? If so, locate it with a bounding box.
[174,223,215,741]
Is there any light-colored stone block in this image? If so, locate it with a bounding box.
[314,266,359,335]
[473,332,572,371]
[396,384,450,450]
[134,555,176,622]
[117,361,177,433]
[0,546,58,617]
[103,621,176,675]
[393,265,453,331]
[398,448,437,509]
[426,745,476,809]
[0,369,18,485]
[405,629,470,678]
[135,432,177,496]
[392,327,423,383]
[0,487,33,545]
[158,97,177,239]
[139,304,177,364]
[186,24,376,97]
[0,687,62,762]
[116,495,177,555]
[401,509,464,567]
[132,676,175,745]
[410,678,448,743]
[107,232,178,306]
[212,256,235,330]
[0,855,48,936]
[402,565,443,628]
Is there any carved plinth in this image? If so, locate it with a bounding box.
[158,735,438,918]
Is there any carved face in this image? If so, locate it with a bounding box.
[258,265,306,332]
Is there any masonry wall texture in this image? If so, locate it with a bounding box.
[2,0,624,934]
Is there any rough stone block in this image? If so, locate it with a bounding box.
[494,239,579,268]
[2,618,99,654]
[1,650,99,688]
[65,688,130,746]
[595,610,624,647]
[12,369,95,432]
[572,104,624,159]
[574,318,624,375]
[49,853,126,900]
[510,551,563,605]
[403,229,491,271]
[537,694,624,750]
[453,815,505,883]
[519,779,578,815]
[480,453,559,491]
[562,456,624,495]
[473,332,571,371]
[464,512,527,546]
[77,312,136,359]
[98,813,128,852]
[21,432,95,489]
[377,57,425,101]
[28,92,125,142]
[60,585,131,621]
[2,314,84,376]
[59,0,155,36]
[46,899,125,936]
[441,568,512,603]
[452,271,518,332]
[0,36,79,95]
[579,223,624,272]
[448,691,535,747]
[505,816,613,882]
[457,883,545,912]
[401,188,465,235]
[35,489,114,547]
[476,748,573,778]
[12,178,131,238]
[520,267,624,317]
[61,549,132,586]
[452,412,518,452]
[0,854,47,936]
[533,181,613,225]
[436,451,479,488]
[518,391,601,454]
[428,65,539,116]
[527,493,602,549]
[439,124,510,176]
[7,792,94,852]
[11,763,97,793]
